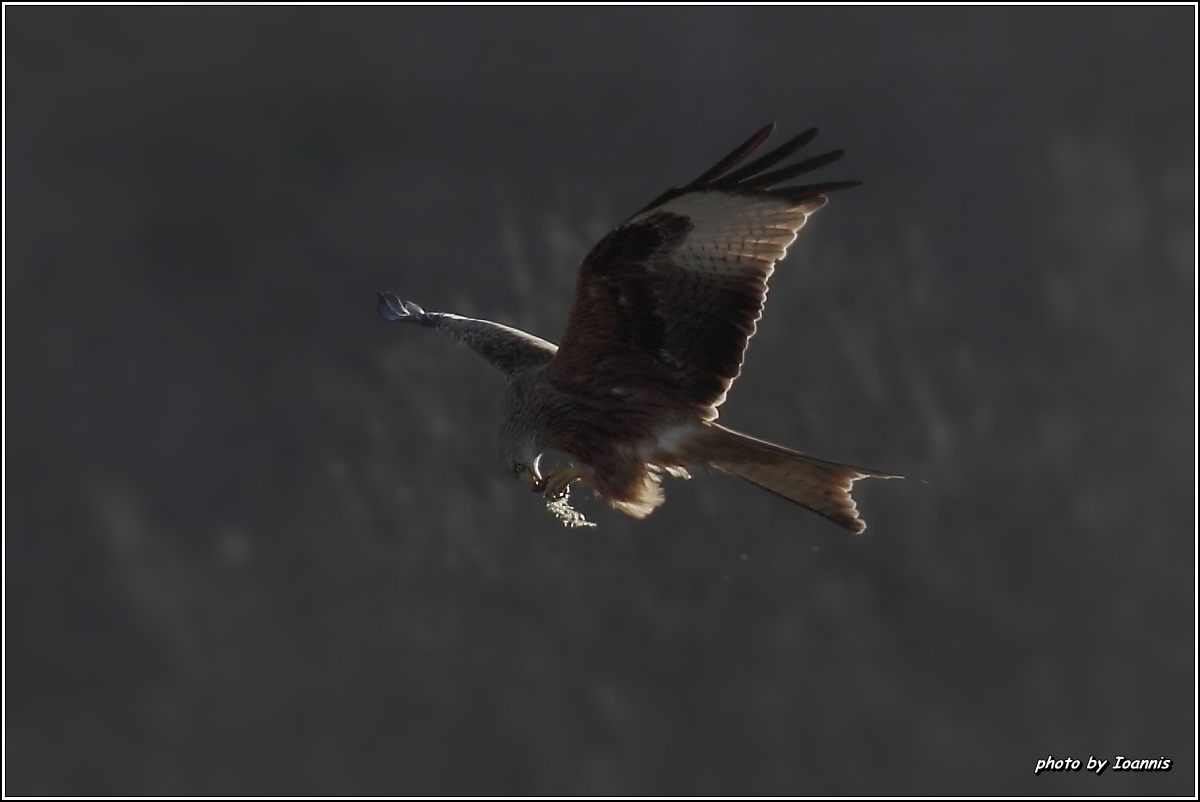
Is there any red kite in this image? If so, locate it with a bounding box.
[380,124,897,532]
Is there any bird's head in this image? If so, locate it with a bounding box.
[508,454,545,492]
[497,369,550,493]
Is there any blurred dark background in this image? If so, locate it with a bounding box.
[5,6,1194,796]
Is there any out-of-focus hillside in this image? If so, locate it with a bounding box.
[6,7,1193,795]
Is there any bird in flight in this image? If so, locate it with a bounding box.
[379,123,897,532]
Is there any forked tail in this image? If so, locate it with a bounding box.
[692,424,899,533]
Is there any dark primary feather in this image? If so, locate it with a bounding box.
[634,124,858,217]
[549,124,859,417]
[685,123,777,188]
[717,126,818,185]
[770,181,862,204]
[378,291,557,377]
[742,149,847,190]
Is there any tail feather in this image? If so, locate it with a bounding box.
[692,424,898,533]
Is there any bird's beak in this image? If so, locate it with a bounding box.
[522,470,546,493]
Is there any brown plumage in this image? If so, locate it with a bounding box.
[379,123,898,532]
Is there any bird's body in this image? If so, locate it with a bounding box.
[380,123,897,532]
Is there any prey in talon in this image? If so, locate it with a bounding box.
[379,123,899,532]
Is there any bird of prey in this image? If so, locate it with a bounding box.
[379,123,897,532]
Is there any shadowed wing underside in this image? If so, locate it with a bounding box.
[377,292,557,377]
[546,124,859,420]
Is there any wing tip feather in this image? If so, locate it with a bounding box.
[641,124,860,216]
[686,123,778,188]
[378,291,437,327]
[696,127,859,207]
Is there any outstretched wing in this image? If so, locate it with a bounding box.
[378,292,557,377]
[546,124,858,419]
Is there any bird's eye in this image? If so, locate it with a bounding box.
[514,463,526,476]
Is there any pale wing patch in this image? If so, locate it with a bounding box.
[633,191,823,278]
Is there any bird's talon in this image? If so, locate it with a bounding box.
[541,468,583,500]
